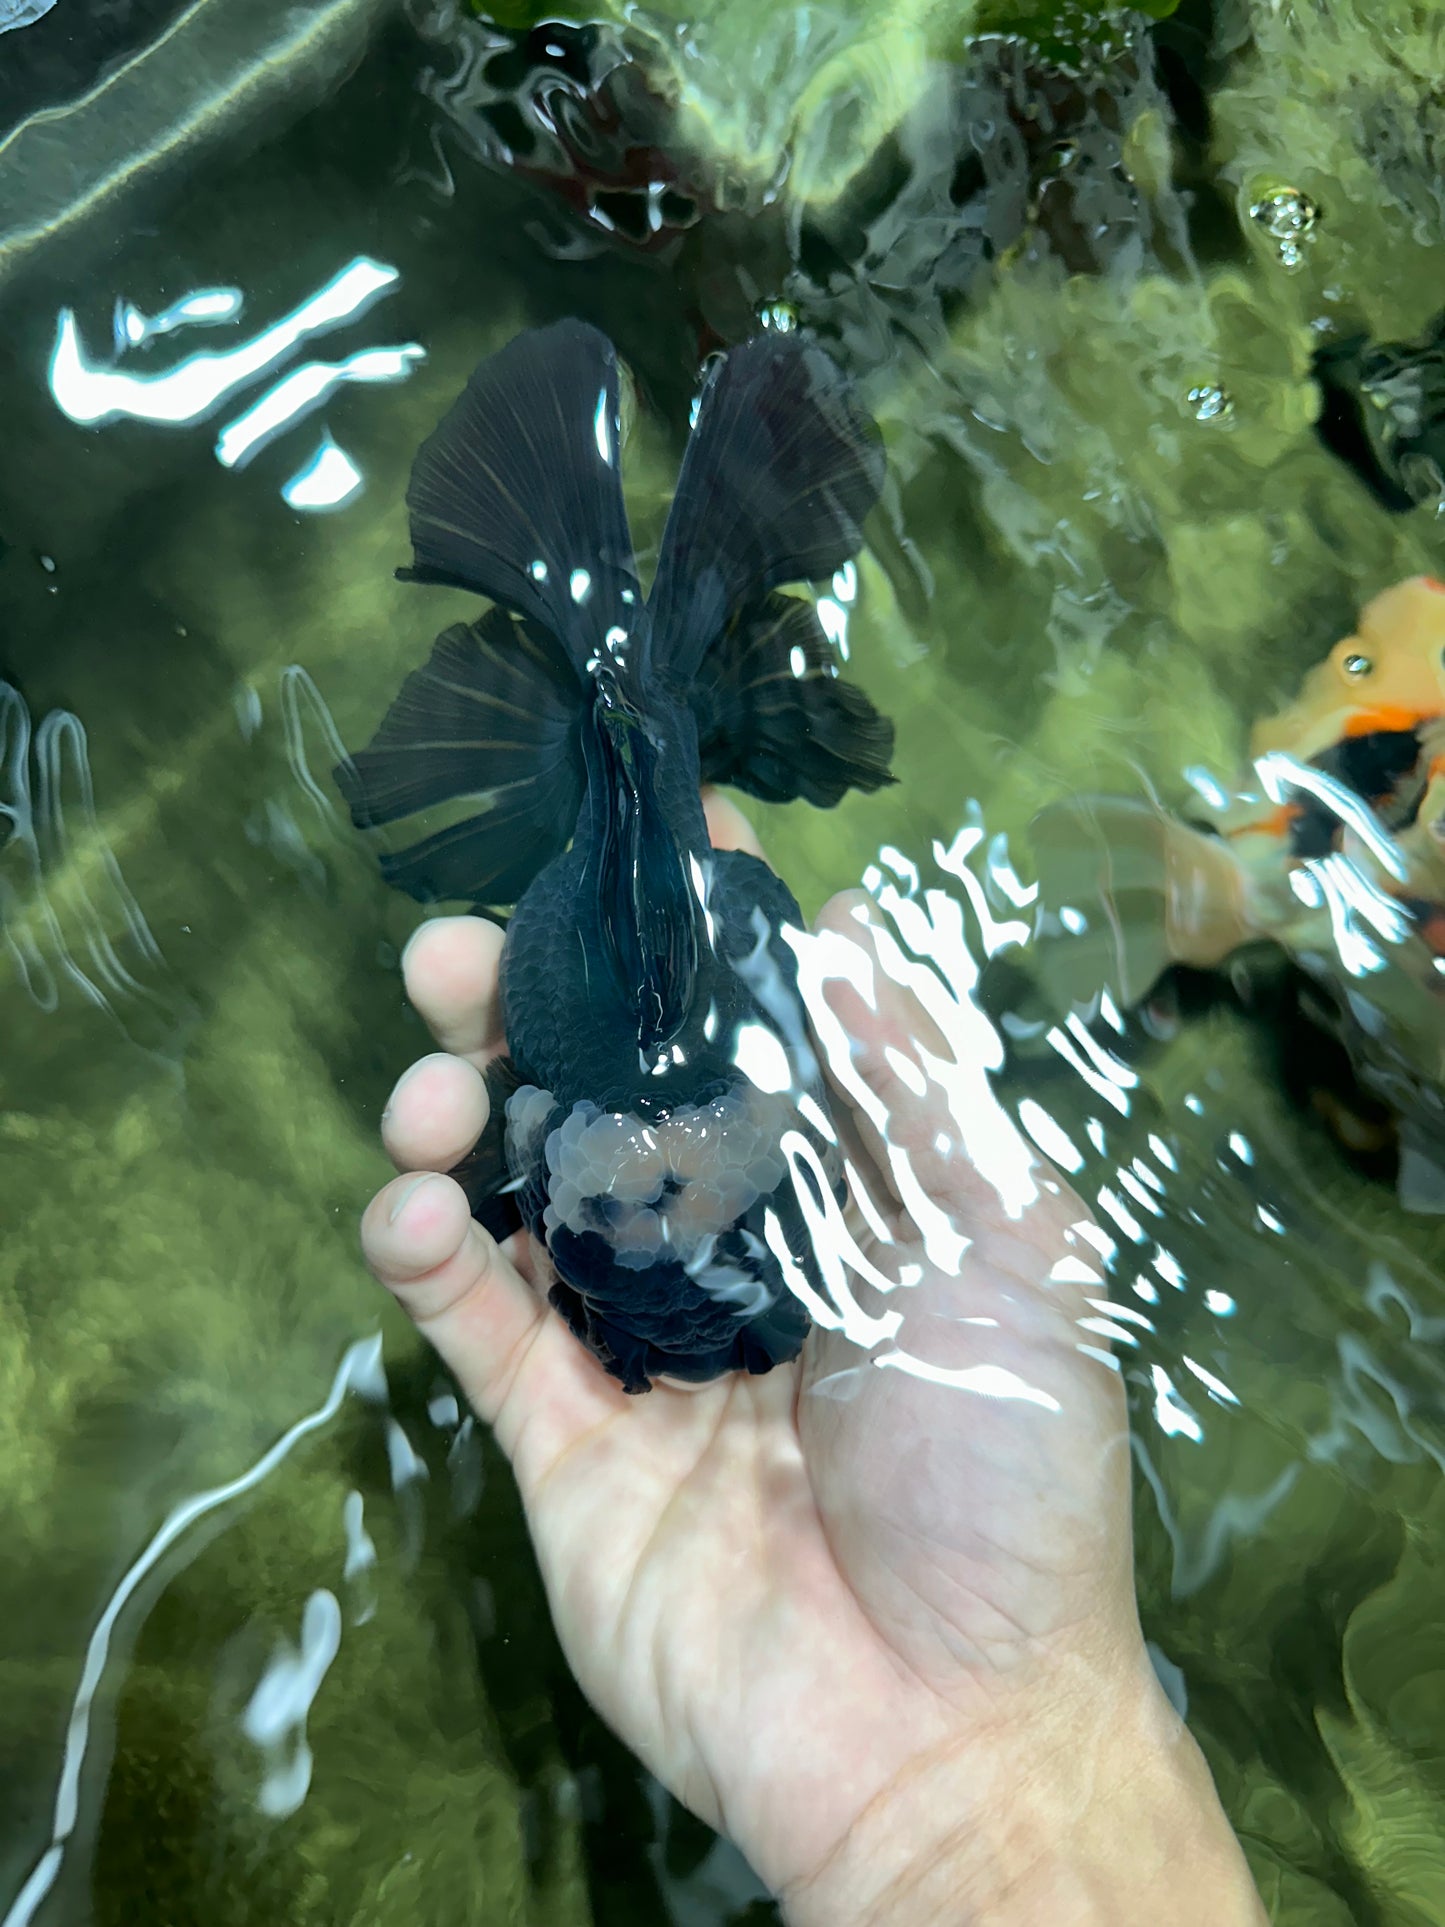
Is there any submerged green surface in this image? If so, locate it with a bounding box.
[1,1,1444,1921]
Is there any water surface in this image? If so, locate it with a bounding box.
[2,3,1444,1922]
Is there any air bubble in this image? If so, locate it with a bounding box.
[1248,187,1319,270]
[1188,383,1233,423]
[758,301,798,333]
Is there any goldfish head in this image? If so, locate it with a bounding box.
[1251,576,1445,762]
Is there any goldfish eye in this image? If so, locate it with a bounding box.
[1342,652,1372,679]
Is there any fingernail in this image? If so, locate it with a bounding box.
[387,1173,437,1225]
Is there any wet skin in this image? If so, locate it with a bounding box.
[360,794,1267,1925]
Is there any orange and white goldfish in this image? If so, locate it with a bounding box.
[1030,577,1445,995]
[1245,576,1445,869]
[1252,574,1445,766]
[1026,579,1445,1206]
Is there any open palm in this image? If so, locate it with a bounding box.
[362,798,1236,1920]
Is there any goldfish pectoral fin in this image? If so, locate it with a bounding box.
[335,609,585,907]
[648,331,884,684]
[695,591,895,807]
[448,1055,527,1239]
[402,320,635,663]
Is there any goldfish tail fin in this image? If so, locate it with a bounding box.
[695,591,895,807]
[647,332,884,687]
[334,609,585,906]
[1027,796,1254,1011]
[400,320,637,675]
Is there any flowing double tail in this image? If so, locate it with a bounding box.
[336,319,895,910]
[1027,795,1259,1012]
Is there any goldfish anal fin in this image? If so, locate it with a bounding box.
[695,592,895,807]
[403,320,637,670]
[334,608,585,906]
[648,332,884,686]
[449,1055,527,1241]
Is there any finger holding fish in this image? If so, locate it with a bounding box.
[361,1167,625,1467]
[400,914,507,1068]
[384,798,772,1186]
[340,318,894,1393]
[808,890,962,1220]
[809,891,1083,1244]
[701,785,766,858]
[792,916,1131,1713]
[381,1051,491,1175]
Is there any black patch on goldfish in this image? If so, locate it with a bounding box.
[1290,727,1432,856]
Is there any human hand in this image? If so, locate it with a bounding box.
[362,795,1266,1924]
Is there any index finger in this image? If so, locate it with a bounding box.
[402,915,506,1067]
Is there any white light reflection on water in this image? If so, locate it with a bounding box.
[813,560,858,662]
[874,1351,1063,1409]
[216,345,425,469]
[281,434,365,512]
[777,832,1075,1411]
[1150,1364,1204,1442]
[1017,1096,1085,1172]
[1046,1024,1131,1115]
[243,1589,344,1819]
[1182,764,1231,811]
[49,257,400,427]
[278,664,354,831]
[1147,1133,1179,1172]
[935,821,1030,954]
[1116,1166,1164,1217]
[1153,1249,1187,1290]
[0,0,55,34]
[113,287,244,351]
[1096,1185,1148,1244]
[1,1336,388,1927]
[734,1019,794,1095]
[1182,1356,1239,1407]
[774,799,1281,1448]
[1135,1443,1302,1599]
[341,1490,378,1626]
[1255,750,1409,883]
[1312,850,1412,975]
[983,832,1038,910]
[0,683,190,1053]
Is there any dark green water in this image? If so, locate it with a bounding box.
[1,2,1443,1922]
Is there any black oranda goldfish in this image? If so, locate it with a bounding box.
[339,319,894,1391]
